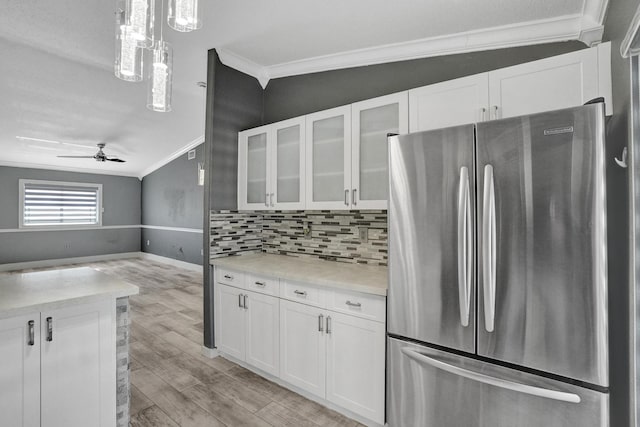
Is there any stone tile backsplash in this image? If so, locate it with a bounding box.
[210,210,388,266]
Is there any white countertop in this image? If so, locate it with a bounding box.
[211,253,388,296]
[0,267,139,318]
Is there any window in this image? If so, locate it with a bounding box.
[19,179,102,228]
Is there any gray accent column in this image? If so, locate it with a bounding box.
[202,49,264,349]
[116,297,130,427]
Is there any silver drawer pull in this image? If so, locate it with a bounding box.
[46,317,53,342]
[224,274,233,280]
[255,281,266,287]
[294,290,307,297]
[28,320,35,346]
[345,300,362,308]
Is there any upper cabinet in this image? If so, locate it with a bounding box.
[410,43,612,132]
[238,118,305,211]
[409,73,489,132]
[238,43,612,211]
[351,92,408,209]
[305,106,353,210]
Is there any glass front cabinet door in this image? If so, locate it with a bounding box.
[351,92,409,209]
[238,125,271,210]
[272,117,306,210]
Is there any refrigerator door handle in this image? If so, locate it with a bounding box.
[401,347,581,404]
[457,166,472,327]
[482,164,497,332]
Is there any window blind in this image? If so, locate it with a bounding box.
[22,181,101,227]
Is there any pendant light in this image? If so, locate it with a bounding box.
[167,0,202,32]
[114,11,144,82]
[147,0,173,112]
[119,0,155,47]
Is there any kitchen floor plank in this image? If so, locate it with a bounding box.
[130,405,179,427]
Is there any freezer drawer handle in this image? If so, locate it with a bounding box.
[457,166,472,327]
[401,347,581,404]
[482,164,497,332]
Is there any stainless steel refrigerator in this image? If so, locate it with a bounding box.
[387,103,609,426]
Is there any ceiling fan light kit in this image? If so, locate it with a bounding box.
[114,0,200,112]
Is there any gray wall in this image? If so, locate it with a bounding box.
[0,166,141,264]
[602,1,636,425]
[203,50,264,348]
[263,41,585,123]
[141,143,204,265]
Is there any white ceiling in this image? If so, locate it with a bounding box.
[0,0,608,178]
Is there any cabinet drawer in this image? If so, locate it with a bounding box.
[282,281,325,308]
[217,268,244,288]
[328,289,385,323]
[245,274,279,296]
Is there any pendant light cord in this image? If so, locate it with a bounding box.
[159,0,164,43]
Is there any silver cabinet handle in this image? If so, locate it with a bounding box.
[481,107,487,121]
[345,300,361,308]
[344,189,350,206]
[244,294,248,309]
[294,290,307,297]
[401,347,580,403]
[352,189,357,206]
[457,166,472,327]
[482,165,496,332]
[238,293,244,308]
[265,193,269,207]
[326,316,332,334]
[224,274,233,280]
[270,193,274,207]
[46,317,53,342]
[492,105,499,120]
[255,281,266,287]
[28,320,35,346]
[318,314,324,332]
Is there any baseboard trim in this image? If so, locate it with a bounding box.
[201,346,219,359]
[139,252,202,272]
[0,252,141,272]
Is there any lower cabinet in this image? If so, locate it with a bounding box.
[217,284,280,376]
[280,300,385,425]
[0,299,116,427]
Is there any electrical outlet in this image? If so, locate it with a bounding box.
[200,249,204,256]
[358,227,368,243]
[146,240,150,246]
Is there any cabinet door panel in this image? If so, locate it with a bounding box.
[245,291,279,376]
[489,47,599,120]
[326,311,385,424]
[0,313,40,427]
[216,284,246,360]
[305,106,352,210]
[279,300,326,397]
[41,300,115,427]
[352,92,408,209]
[273,118,305,209]
[238,126,271,210]
[409,73,489,132]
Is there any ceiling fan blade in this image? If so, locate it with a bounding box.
[57,155,95,158]
[106,158,126,163]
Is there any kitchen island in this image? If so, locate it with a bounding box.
[0,267,139,427]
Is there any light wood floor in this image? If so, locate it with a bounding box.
[11,258,363,427]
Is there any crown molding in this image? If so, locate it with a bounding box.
[139,135,205,179]
[217,49,271,88]
[218,6,609,87]
[0,160,141,179]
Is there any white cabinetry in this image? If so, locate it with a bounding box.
[216,277,280,377]
[0,300,116,427]
[0,312,40,427]
[409,73,489,132]
[410,43,612,132]
[238,118,306,211]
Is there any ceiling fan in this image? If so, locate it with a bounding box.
[57,143,126,163]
